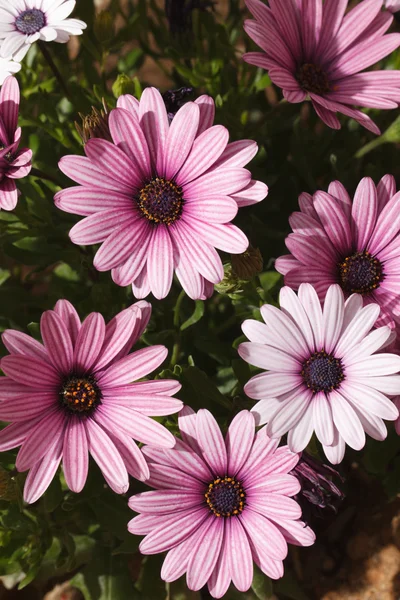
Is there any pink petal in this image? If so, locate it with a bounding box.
[108,432,150,481]
[329,390,366,450]
[54,299,81,345]
[313,392,335,446]
[69,209,135,246]
[2,329,48,362]
[108,107,151,180]
[129,489,201,514]
[23,436,63,504]
[177,125,229,184]
[95,306,144,371]
[194,95,215,136]
[196,409,227,475]
[240,509,288,560]
[147,226,174,299]
[98,345,168,387]
[85,138,140,192]
[231,179,268,208]
[139,508,209,554]
[62,416,88,493]
[322,284,344,353]
[58,155,133,193]
[54,186,132,216]
[85,417,129,494]
[139,87,169,173]
[16,408,65,471]
[184,219,248,254]
[73,312,105,373]
[117,94,139,117]
[1,354,59,389]
[93,218,148,272]
[226,411,255,476]
[40,310,73,374]
[0,392,55,422]
[186,518,224,591]
[0,177,18,210]
[0,75,19,142]
[161,536,194,582]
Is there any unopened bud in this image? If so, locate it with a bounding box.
[231,246,263,280]
[112,74,137,99]
[94,11,115,44]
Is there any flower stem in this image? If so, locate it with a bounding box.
[38,41,71,100]
[170,289,186,367]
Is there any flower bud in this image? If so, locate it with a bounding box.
[292,452,345,520]
[231,246,263,280]
[112,74,138,99]
[94,10,115,44]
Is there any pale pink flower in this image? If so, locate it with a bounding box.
[0,76,32,210]
[386,0,400,13]
[0,57,21,85]
[276,176,400,329]
[243,0,400,134]
[128,407,315,598]
[238,283,400,464]
[55,88,268,300]
[0,300,183,503]
[0,0,87,62]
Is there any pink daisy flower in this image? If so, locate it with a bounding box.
[128,407,315,598]
[386,0,400,13]
[276,176,400,329]
[243,0,400,134]
[55,88,268,300]
[0,76,32,210]
[238,283,400,464]
[0,300,183,504]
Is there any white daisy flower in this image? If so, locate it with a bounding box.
[0,0,87,62]
[0,57,21,85]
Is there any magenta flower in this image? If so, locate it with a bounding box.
[0,300,183,504]
[276,176,400,329]
[243,0,400,134]
[238,284,400,464]
[55,88,268,300]
[128,407,315,598]
[0,76,32,210]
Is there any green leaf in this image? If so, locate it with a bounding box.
[179,366,232,412]
[180,300,204,331]
[251,564,273,599]
[274,570,311,600]
[71,547,139,600]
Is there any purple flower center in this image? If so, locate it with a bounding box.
[60,375,102,415]
[205,476,245,517]
[302,351,344,394]
[339,250,384,295]
[136,177,184,225]
[15,9,45,35]
[297,63,330,95]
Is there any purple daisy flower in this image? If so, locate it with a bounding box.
[0,76,32,210]
[128,407,315,598]
[238,283,400,464]
[55,88,268,300]
[243,0,400,134]
[276,176,400,329]
[0,300,183,504]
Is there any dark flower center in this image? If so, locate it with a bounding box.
[302,351,344,394]
[136,177,184,225]
[15,9,45,34]
[297,63,330,95]
[205,476,245,518]
[59,375,102,415]
[339,250,384,295]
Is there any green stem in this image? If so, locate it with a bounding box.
[170,290,186,367]
[38,41,71,100]
[173,289,186,328]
